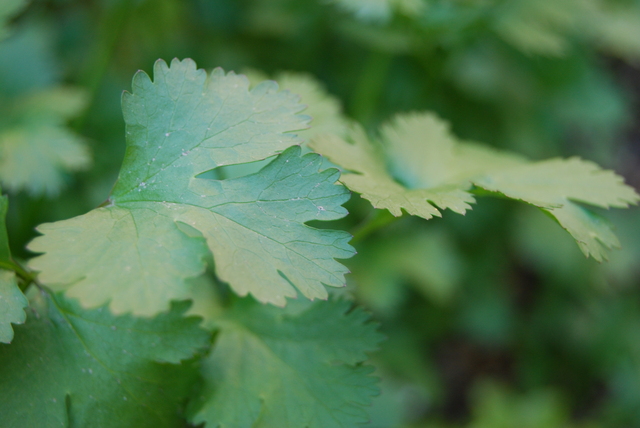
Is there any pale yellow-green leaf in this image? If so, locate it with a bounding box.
[244,69,349,140]
[0,270,27,344]
[311,111,640,261]
[28,59,354,316]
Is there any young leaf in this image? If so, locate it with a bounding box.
[189,297,383,428]
[0,292,210,428]
[28,59,354,316]
[310,112,640,261]
[0,193,27,344]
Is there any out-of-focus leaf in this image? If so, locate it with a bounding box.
[244,69,349,140]
[0,292,210,427]
[351,226,462,313]
[0,88,90,196]
[468,381,571,428]
[311,112,639,260]
[329,0,424,23]
[189,297,383,428]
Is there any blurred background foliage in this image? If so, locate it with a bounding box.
[2,0,640,426]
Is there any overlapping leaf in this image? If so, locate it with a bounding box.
[189,297,383,428]
[0,193,27,344]
[0,292,209,428]
[244,69,349,140]
[310,112,639,261]
[28,59,354,316]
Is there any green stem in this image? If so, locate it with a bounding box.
[0,259,37,292]
[350,208,400,244]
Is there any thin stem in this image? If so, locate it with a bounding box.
[0,259,38,292]
[350,208,400,244]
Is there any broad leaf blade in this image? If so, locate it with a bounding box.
[0,292,210,427]
[28,206,209,315]
[473,157,640,209]
[29,59,354,315]
[189,297,383,428]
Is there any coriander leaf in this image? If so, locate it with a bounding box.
[0,292,210,428]
[473,157,639,209]
[244,69,349,140]
[189,297,383,428]
[473,158,639,261]
[310,112,639,260]
[0,87,90,196]
[310,118,490,219]
[0,271,27,344]
[0,192,27,344]
[28,58,354,316]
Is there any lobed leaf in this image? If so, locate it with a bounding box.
[0,292,210,427]
[311,112,640,261]
[0,192,27,343]
[189,297,383,428]
[244,69,349,141]
[28,59,354,316]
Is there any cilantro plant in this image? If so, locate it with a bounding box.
[1,56,638,427]
[3,1,640,427]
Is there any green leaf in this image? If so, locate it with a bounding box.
[0,192,27,344]
[0,270,27,344]
[28,59,354,316]
[310,112,640,261]
[474,158,639,261]
[309,114,520,219]
[0,292,210,428]
[189,297,383,428]
[244,69,349,140]
[0,87,90,196]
